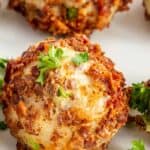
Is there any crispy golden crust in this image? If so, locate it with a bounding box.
[16,142,108,150]
[2,34,128,150]
[8,0,131,35]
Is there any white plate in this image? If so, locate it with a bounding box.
[0,1,150,150]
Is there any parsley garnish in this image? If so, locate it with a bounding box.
[0,57,7,125]
[72,52,89,65]
[129,140,145,150]
[130,82,150,113]
[0,79,3,90]
[0,58,7,91]
[130,82,150,131]
[0,58,8,68]
[57,86,71,98]
[67,7,78,20]
[36,46,64,85]
[27,138,40,150]
[0,121,7,130]
[0,58,8,131]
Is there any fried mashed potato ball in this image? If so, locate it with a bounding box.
[8,0,131,35]
[1,34,128,150]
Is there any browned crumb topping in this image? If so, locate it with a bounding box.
[8,0,131,35]
[2,34,128,150]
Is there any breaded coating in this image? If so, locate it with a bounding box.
[8,0,131,35]
[144,0,150,19]
[2,34,128,150]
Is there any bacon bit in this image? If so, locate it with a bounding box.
[16,100,27,117]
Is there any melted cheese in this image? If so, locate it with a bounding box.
[55,47,109,120]
[70,62,91,86]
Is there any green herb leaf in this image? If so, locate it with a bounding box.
[0,79,3,89]
[130,82,150,132]
[72,52,89,65]
[0,58,8,92]
[0,103,7,131]
[0,58,8,131]
[27,138,40,150]
[130,82,150,114]
[0,58,8,68]
[67,7,78,20]
[36,68,47,85]
[57,86,71,98]
[0,103,3,109]
[36,46,64,85]
[0,121,7,130]
[129,140,145,150]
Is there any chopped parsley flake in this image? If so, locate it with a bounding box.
[57,86,71,98]
[67,7,78,20]
[0,58,8,91]
[130,82,150,131]
[27,138,40,150]
[36,46,64,85]
[72,52,89,65]
[0,79,3,90]
[0,58,7,68]
[0,121,7,130]
[0,58,8,131]
[129,140,145,150]
[130,82,150,113]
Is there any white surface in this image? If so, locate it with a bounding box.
[0,1,150,150]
